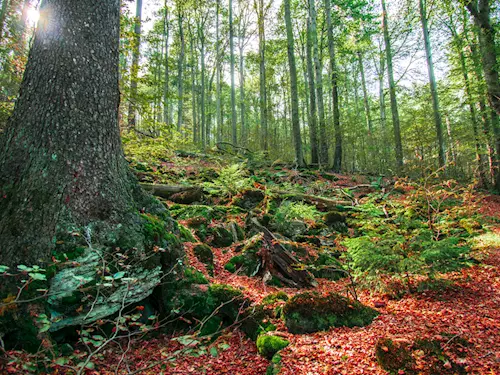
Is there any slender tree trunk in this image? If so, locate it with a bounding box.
[283,0,304,167]
[357,52,372,134]
[229,0,237,144]
[163,2,171,127]
[127,0,142,129]
[324,0,342,172]
[449,19,486,184]
[190,26,198,144]
[198,23,206,149]
[256,0,268,151]
[0,0,9,42]
[238,18,246,146]
[177,9,185,132]
[419,0,445,168]
[306,17,319,165]
[309,0,328,165]
[381,0,403,170]
[216,0,222,143]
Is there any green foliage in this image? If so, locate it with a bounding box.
[203,164,252,198]
[274,200,320,222]
[262,291,289,305]
[283,292,378,334]
[256,335,289,359]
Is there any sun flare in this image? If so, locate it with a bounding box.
[27,6,40,25]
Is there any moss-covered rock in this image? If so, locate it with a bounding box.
[283,292,378,334]
[210,225,235,247]
[193,244,214,274]
[262,292,289,305]
[311,250,346,281]
[169,284,250,336]
[224,234,263,276]
[179,225,197,242]
[231,189,265,210]
[256,334,290,359]
[240,304,276,341]
[375,337,467,375]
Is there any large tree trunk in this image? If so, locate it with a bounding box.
[216,0,222,144]
[324,0,342,172]
[127,0,142,129]
[381,0,403,170]
[283,0,304,167]
[466,0,500,190]
[419,0,445,168]
[0,0,161,267]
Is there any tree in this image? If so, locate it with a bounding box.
[381,0,403,170]
[128,0,143,128]
[283,0,304,167]
[309,0,328,166]
[419,0,445,168]
[229,0,237,144]
[465,0,500,190]
[177,3,185,132]
[0,0,172,272]
[254,0,269,151]
[324,0,342,172]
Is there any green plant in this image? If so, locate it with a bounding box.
[256,335,290,359]
[203,163,252,198]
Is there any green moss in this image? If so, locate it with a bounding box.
[224,234,263,276]
[193,244,214,267]
[256,335,290,359]
[240,304,276,341]
[283,292,378,334]
[179,225,197,242]
[375,338,414,375]
[183,267,208,285]
[266,353,283,375]
[311,251,346,281]
[262,292,289,305]
[211,226,235,247]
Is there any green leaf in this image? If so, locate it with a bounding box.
[54,357,68,366]
[113,271,125,279]
[29,272,47,281]
[0,265,10,273]
[17,265,32,272]
[209,347,218,357]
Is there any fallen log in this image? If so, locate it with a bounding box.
[141,183,203,204]
[251,218,317,288]
[270,190,352,210]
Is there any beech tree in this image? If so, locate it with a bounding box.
[0,0,171,269]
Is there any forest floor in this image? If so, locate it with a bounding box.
[2,151,500,375]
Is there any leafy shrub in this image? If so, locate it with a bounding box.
[203,163,252,197]
[256,335,289,359]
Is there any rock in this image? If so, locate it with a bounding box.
[232,189,265,210]
[193,244,214,275]
[48,247,163,332]
[256,334,290,359]
[283,291,378,334]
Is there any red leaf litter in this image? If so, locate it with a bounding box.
[3,195,500,375]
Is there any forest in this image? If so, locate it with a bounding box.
[0,0,499,374]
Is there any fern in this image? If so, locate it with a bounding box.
[203,163,252,197]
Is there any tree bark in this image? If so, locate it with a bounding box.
[466,0,500,190]
[216,0,222,144]
[0,0,158,268]
[163,2,171,127]
[0,0,9,43]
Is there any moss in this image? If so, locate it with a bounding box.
[179,225,197,242]
[375,338,414,374]
[262,292,289,305]
[283,292,378,334]
[193,244,214,267]
[256,335,290,359]
[183,267,208,285]
[311,251,346,281]
[375,337,467,375]
[224,234,263,276]
[240,304,276,341]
